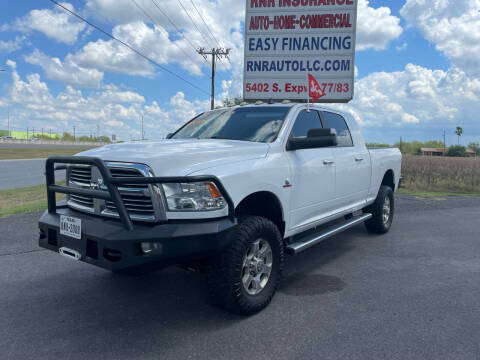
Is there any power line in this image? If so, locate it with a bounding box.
[188,0,228,68]
[149,0,207,64]
[49,0,209,96]
[190,0,223,50]
[129,0,203,66]
[176,0,213,50]
[181,0,228,67]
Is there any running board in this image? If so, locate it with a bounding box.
[285,213,372,255]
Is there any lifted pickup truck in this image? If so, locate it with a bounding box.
[39,103,401,315]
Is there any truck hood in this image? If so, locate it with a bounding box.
[77,139,270,176]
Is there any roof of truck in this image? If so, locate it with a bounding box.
[218,101,339,112]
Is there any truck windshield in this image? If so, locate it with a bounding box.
[171,107,290,143]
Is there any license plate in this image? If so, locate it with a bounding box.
[60,215,82,240]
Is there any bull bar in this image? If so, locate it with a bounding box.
[46,155,235,230]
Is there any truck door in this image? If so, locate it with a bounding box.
[286,109,336,233]
[321,111,370,210]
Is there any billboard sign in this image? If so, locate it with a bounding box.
[243,0,358,103]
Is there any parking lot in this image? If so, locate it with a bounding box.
[1,195,479,360]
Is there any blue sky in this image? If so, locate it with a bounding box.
[0,0,479,145]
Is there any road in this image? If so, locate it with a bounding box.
[0,143,96,149]
[1,195,479,360]
[0,159,65,190]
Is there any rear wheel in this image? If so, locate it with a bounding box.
[364,185,394,234]
[206,216,283,315]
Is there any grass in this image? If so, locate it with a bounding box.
[0,148,92,160]
[0,130,60,140]
[397,188,480,199]
[401,155,480,194]
[0,184,65,218]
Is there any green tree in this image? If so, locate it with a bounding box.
[223,97,244,106]
[97,136,111,143]
[445,145,467,157]
[455,126,463,144]
[392,140,444,155]
[62,132,75,141]
[468,142,480,155]
[366,143,391,148]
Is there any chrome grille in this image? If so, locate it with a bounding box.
[103,166,156,220]
[70,194,94,208]
[69,167,91,186]
[66,163,163,222]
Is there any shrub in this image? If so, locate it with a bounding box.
[445,145,467,157]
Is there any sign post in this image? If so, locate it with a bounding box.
[243,0,358,103]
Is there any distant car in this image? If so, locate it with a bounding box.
[5,136,14,140]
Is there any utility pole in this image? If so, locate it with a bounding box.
[96,124,100,138]
[197,48,231,110]
[399,136,403,153]
[7,107,10,137]
[141,114,144,140]
[443,130,446,153]
[73,126,76,142]
[26,127,29,140]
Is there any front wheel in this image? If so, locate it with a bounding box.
[206,216,284,315]
[364,185,394,234]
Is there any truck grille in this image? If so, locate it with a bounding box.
[103,167,156,220]
[70,167,92,186]
[67,163,162,222]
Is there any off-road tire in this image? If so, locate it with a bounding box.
[364,185,394,234]
[206,216,284,315]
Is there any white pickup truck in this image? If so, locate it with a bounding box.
[39,103,401,315]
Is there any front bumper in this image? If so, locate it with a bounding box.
[39,206,237,271]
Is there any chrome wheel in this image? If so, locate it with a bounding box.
[242,239,273,296]
[383,196,391,225]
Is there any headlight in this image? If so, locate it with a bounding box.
[162,182,227,212]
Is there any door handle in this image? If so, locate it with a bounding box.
[355,157,364,162]
[323,160,335,165]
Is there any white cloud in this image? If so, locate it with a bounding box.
[335,64,480,132]
[72,0,247,78]
[10,0,402,92]
[401,113,420,124]
[355,0,403,51]
[0,67,206,140]
[396,43,408,51]
[0,36,26,53]
[25,50,104,88]
[3,62,480,144]
[401,0,480,74]
[6,2,85,44]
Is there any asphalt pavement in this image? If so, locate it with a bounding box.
[1,195,479,360]
[0,159,66,190]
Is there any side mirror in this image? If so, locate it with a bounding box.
[287,128,337,151]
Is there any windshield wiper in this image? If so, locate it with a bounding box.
[210,136,241,141]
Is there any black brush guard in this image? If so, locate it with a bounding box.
[46,155,235,230]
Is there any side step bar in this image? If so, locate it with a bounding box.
[286,213,372,255]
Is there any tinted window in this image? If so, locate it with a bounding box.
[322,112,353,147]
[172,107,290,143]
[291,110,322,138]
